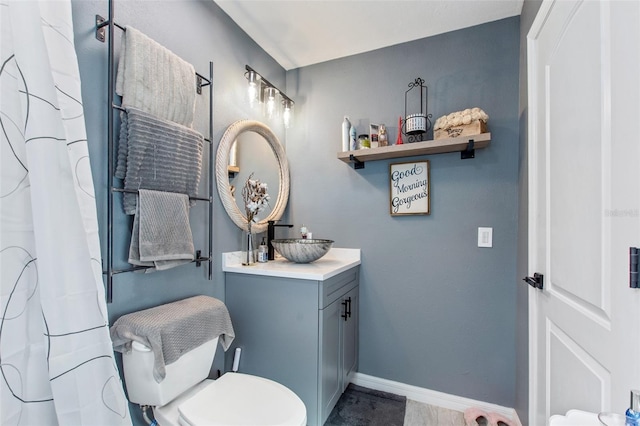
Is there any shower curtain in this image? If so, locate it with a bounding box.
[1,1,131,425]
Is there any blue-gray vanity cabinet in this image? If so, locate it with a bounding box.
[319,284,358,422]
[224,266,359,426]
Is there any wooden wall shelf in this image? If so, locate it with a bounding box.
[337,132,491,169]
[228,165,240,177]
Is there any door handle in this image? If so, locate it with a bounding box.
[341,297,352,321]
[523,273,544,290]
[631,247,638,288]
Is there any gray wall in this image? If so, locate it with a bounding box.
[286,18,521,407]
[70,1,287,424]
[516,1,543,424]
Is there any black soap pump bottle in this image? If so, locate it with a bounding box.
[258,237,268,263]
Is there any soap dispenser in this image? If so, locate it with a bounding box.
[626,390,640,426]
[258,237,268,263]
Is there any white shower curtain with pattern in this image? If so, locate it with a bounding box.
[0,1,131,424]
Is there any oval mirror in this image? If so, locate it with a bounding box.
[215,120,290,234]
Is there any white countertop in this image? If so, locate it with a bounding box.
[222,248,361,280]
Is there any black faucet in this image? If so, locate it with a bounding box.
[267,220,293,260]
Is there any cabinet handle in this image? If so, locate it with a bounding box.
[341,297,352,321]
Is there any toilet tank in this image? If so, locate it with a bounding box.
[123,337,219,407]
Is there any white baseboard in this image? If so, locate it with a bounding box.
[350,372,522,426]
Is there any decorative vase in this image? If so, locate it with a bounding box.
[242,227,255,265]
[396,116,404,145]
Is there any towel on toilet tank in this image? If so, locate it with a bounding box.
[110,295,235,383]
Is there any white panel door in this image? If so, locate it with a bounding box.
[527,1,640,424]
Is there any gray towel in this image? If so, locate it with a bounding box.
[110,295,235,383]
[115,25,196,127]
[128,189,194,271]
[117,108,203,215]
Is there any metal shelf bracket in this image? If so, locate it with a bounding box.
[461,139,475,159]
[349,154,365,169]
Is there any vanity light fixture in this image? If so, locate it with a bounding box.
[245,65,295,128]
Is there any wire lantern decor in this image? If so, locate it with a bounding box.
[402,77,432,143]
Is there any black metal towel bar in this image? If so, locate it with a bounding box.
[112,187,212,202]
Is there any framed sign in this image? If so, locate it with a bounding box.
[389,160,430,215]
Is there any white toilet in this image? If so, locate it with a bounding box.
[122,336,307,426]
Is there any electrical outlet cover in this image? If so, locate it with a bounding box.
[478,227,493,248]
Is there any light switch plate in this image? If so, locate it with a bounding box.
[478,227,493,248]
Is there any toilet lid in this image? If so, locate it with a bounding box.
[177,373,307,426]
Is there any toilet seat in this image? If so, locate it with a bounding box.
[164,373,306,426]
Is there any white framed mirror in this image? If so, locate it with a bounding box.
[215,120,290,233]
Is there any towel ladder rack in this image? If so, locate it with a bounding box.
[97,0,214,303]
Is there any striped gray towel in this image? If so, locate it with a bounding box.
[116,108,203,215]
[110,295,235,383]
[128,189,194,271]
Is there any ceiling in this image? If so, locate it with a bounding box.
[214,0,524,71]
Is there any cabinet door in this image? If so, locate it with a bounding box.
[319,297,341,425]
[341,286,358,390]
[224,273,320,425]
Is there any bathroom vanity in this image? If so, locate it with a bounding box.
[222,248,361,426]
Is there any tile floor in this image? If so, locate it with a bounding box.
[403,400,467,426]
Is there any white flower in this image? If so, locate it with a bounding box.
[247,201,259,212]
[434,107,489,131]
[242,173,271,227]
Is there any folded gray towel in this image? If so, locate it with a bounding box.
[116,25,196,127]
[117,108,203,215]
[128,189,194,271]
[110,295,235,383]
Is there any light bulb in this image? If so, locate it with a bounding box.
[248,83,257,106]
[247,70,258,107]
[283,99,294,128]
[264,87,279,119]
